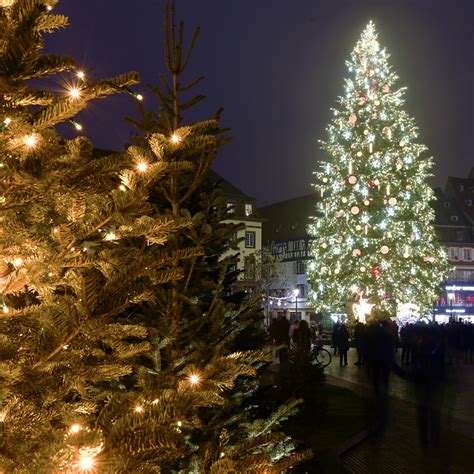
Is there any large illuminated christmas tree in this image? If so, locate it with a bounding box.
[307,22,451,320]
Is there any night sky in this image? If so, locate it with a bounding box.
[47,0,474,206]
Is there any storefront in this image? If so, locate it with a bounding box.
[433,283,474,322]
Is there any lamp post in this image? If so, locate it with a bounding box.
[293,288,300,318]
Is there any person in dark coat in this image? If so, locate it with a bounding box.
[332,322,340,355]
[353,320,366,366]
[337,324,350,366]
[273,315,290,363]
[293,319,311,354]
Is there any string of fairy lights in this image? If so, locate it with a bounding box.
[0,53,196,470]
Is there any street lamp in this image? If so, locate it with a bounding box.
[293,288,300,317]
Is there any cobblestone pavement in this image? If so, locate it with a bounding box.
[323,346,474,474]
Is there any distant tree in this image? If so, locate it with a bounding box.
[307,22,451,321]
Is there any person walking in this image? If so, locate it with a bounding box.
[354,320,366,366]
[337,323,350,366]
[332,322,340,355]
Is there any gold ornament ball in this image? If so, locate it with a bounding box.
[351,206,360,215]
[348,175,358,185]
[380,245,390,254]
[388,197,397,206]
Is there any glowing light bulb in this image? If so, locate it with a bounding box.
[46,4,52,11]
[70,120,83,131]
[136,162,148,173]
[68,87,81,99]
[119,184,126,191]
[77,70,85,80]
[188,373,200,385]
[2,305,9,314]
[78,452,95,471]
[24,134,38,149]
[104,232,116,241]
[170,133,180,144]
[3,117,11,125]
[135,405,143,413]
[136,93,143,101]
[13,258,23,267]
[177,421,182,427]
[69,423,82,434]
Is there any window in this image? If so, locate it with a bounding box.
[245,231,256,248]
[465,200,472,207]
[297,284,306,298]
[245,203,253,216]
[291,240,300,251]
[457,184,464,192]
[451,215,458,222]
[449,247,460,260]
[463,248,472,261]
[226,201,235,214]
[457,231,464,241]
[443,201,450,208]
[228,264,237,274]
[296,261,306,274]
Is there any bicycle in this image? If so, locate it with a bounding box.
[311,342,332,367]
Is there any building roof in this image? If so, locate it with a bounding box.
[208,170,254,200]
[259,194,318,242]
[432,187,472,227]
[445,176,474,224]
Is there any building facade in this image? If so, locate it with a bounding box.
[260,172,474,323]
[209,171,263,288]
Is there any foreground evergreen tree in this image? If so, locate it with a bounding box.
[0,0,190,470]
[113,2,310,471]
[307,22,451,320]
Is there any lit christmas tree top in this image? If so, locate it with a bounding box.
[307,21,451,319]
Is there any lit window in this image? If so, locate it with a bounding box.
[245,231,256,248]
[227,202,235,214]
[296,261,306,274]
[465,200,472,207]
[457,231,464,241]
[245,203,253,216]
[463,248,472,261]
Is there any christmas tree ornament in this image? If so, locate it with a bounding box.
[382,84,390,92]
[351,206,360,215]
[348,175,358,184]
[352,249,361,257]
[380,245,390,254]
[371,265,381,278]
[348,114,358,124]
[388,197,397,206]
